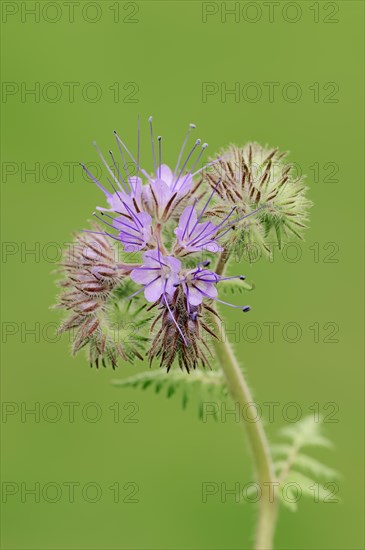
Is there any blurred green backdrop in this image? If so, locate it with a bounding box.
[1,1,364,549]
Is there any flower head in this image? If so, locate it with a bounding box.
[56,120,310,371]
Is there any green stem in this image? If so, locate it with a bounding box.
[212,251,278,550]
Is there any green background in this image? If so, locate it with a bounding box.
[1,1,364,548]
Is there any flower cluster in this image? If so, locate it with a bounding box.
[56,119,311,371]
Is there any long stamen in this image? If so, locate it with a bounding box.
[119,239,144,247]
[80,163,110,197]
[158,136,162,179]
[173,123,196,179]
[105,177,139,225]
[99,211,137,231]
[92,212,118,232]
[82,229,131,247]
[190,158,222,179]
[114,132,131,186]
[185,283,191,315]
[190,284,250,312]
[122,201,144,228]
[149,116,157,175]
[214,298,251,312]
[92,213,144,245]
[125,285,147,301]
[181,142,208,187]
[114,131,153,183]
[193,270,220,283]
[216,204,268,239]
[108,178,144,230]
[172,138,201,192]
[181,200,198,240]
[109,150,127,190]
[187,205,266,249]
[125,276,161,301]
[197,260,211,269]
[214,206,237,229]
[93,141,121,188]
[136,115,141,182]
[144,252,168,268]
[186,223,214,249]
[186,207,237,247]
[219,275,246,281]
[188,179,221,238]
[163,282,188,346]
[133,267,161,271]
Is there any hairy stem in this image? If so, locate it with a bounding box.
[212,250,278,550]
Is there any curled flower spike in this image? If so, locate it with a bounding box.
[55,226,148,368]
[148,286,218,373]
[203,142,312,255]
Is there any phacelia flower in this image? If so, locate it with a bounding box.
[174,205,223,254]
[180,264,250,310]
[130,249,181,303]
[112,211,153,252]
[56,119,309,371]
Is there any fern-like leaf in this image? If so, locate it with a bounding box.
[271,416,338,512]
[112,368,227,416]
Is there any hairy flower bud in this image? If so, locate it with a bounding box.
[203,143,312,261]
[55,226,149,368]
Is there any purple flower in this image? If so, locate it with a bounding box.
[174,205,223,254]
[179,264,251,312]
[106,176,144,216]
[130,250,181,303]
[113,211,153,252]
[82,119,213,226]
[183,268,219,305]
[143,164,194,220]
